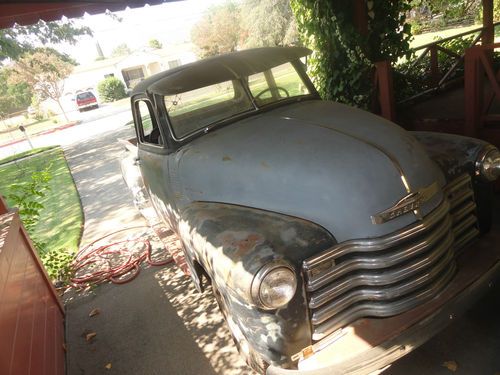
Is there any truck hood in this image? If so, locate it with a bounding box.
[173,100,446,242]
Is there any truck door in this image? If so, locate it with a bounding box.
[133,97,178,229]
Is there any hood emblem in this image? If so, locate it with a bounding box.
[371,182,439,225]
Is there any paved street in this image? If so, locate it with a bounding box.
[3,108,498,375]
[0,101,132,159]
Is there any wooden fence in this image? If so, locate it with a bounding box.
[0,196,65,375]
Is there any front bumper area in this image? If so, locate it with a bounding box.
[267,230,500,375]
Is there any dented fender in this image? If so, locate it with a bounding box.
[178,202,336,366]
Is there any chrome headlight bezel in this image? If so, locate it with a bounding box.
[250,260,297,310]
[475,145,500,182]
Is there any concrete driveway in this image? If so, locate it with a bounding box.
[63,125,252,375]
[62,115,500,375]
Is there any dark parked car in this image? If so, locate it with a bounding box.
[75,91,98,112]
[121,47,500,374]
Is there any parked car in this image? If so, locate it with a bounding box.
[121,47,500,374]
[75,91,98,112]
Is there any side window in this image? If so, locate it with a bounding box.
[135,100,163,146]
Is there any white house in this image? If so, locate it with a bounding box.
[42,43,197,115]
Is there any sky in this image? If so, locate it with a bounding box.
[58,0,224,64]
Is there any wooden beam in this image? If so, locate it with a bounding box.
[353,0,368,36]
[482,0,494,46]
[429,45,440,87]
[464,46,484,137]
[375,61,396,122]
[0,195,8,215]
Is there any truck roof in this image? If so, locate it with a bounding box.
[131,46,311,96]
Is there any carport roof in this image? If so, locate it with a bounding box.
[0,1,177,29]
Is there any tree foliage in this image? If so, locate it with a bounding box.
[0,70,33,117]
[97,76,127,102]
[191,1,242,58]
[0,19,91,61]
[418,0,480,20]
[291,0,412,108]
[191,0,299,57]
[241,0,298,47]
[8,50,75,121]
[111,43,132,57]
[148,39,163,49]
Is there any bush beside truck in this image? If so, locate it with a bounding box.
[97,76,127,102]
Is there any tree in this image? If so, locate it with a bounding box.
[8,50,75,122]
[241,0,299,48]
[97,77,127,102]
[291,0,412,108]
[111,43,132,57]
[191,1,242,58]
[0,19,91,61]
[0,69,33,117]
[148,39,163,49]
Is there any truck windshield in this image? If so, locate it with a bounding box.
[164,61,311,139]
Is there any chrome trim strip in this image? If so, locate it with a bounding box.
[443,173,472,195]
[448,189,474,210]
[450,201,476,224]
[312,261,456,340]
[454,227,480,250]
[308,229,454,309]
[303,199,449,271]
[306,215,452,292]
[453,215,478,238]
[312,248,455,325]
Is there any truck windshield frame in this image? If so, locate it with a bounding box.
[163,61,313,140]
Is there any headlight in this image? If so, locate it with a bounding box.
[476,146,500,181]
[251,261,297,310]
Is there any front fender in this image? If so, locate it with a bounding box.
[412,131,488,181]
[178,202,335,366]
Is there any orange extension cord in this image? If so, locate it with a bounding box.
[70,226,174,287]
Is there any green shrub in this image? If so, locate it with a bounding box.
[97,76,127,102]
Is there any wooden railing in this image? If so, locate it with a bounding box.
[397,22,500,104]
[464,42,500,145]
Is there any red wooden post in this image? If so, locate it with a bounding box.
[482,0,494,46]
[375,61,396,122]
[0,195,8,215]
[464,46,484,137]
[429,45,440,87]
[353,0,368,36]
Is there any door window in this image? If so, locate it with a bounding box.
[135,100,163,146]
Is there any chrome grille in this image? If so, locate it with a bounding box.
[304,174,479,341]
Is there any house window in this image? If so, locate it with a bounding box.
[122,67,145,88]
[104,73,115,79]
[168,59,181,69]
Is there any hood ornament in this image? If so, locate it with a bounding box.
[371,182,439,225]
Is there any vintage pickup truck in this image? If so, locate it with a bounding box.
[120,47,500,374]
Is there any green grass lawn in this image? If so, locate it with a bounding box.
[0,147,83,276]
[0,146,57,165]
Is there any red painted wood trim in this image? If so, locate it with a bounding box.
[375,60,396,122]
[0,195,8,215]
